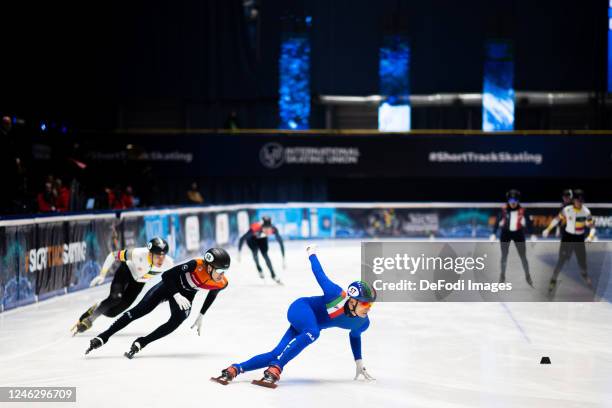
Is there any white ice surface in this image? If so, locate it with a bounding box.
[1,240,612,408]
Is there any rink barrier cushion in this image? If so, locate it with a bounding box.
[2,202,612,312]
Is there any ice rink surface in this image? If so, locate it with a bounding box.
[1,240,611,408]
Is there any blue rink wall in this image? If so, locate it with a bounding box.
[1,202,611,312]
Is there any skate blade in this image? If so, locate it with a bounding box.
[124,352,135,359]
[210,376,230,385]
[251,379,277,389]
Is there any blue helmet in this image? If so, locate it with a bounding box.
[347,281,377,302]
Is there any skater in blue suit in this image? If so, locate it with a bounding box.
[212,244,376,388]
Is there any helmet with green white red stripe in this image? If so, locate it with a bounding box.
[347,281,377,302]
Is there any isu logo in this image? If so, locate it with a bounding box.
[259,143,285,169]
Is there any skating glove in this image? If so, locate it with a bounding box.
[173,293,191,310]
[306,244,317,256]
[89,275,104,287]
[354,359,375,381]
[542,229,550,238]
[488,234,496,242]
[190,314,204,336]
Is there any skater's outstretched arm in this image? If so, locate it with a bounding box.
[200,288,222,315]
[350,319,375,381]
[99,252,116,278]
[543,209,564,237]
[524,209,532,235]
[90,249,131,286]
[586,210,596,241]
[489,208,503,240]
[273,227,285,258]
[238,230,252,252]
[349,318,369,360]
[190,287,225,336]
[307,246,342,298]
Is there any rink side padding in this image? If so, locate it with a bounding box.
[1,202,611,312]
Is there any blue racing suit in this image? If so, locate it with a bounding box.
[234,254,370,372]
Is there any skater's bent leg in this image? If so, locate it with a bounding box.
[234,326,298,373]
[136,298,189,348]
[261,252,276,279]
[104,281,145,318]
[551,242,571,281]
[251,250,263,272]
[97,282,167,343]
[103,303,128,318]
[515,241,531,277]
[90,264,133,321]
[247,239,263,272]
[575,242,588,276]
[271,329,319,370]
[269,300,320,369]
[258,239,276,278]
[89,286,125,321]
[499,240,510,279]
[79,303,99,322]
[91,297,115,320]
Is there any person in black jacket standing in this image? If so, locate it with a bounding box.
[490,190,533,286]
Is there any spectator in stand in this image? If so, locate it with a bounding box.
[1,116,12,137]
[186,182,204,204]
[37,182,57,212]
[2,115,27,213]
[122,185,135,208]
[224,110,240,130]
[54,178,70,212]
[106,185,125,209]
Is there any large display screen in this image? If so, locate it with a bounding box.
[279,34,311,130]
[608,0,612,92]
[482,40,515,131]
[379,35,411,131]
